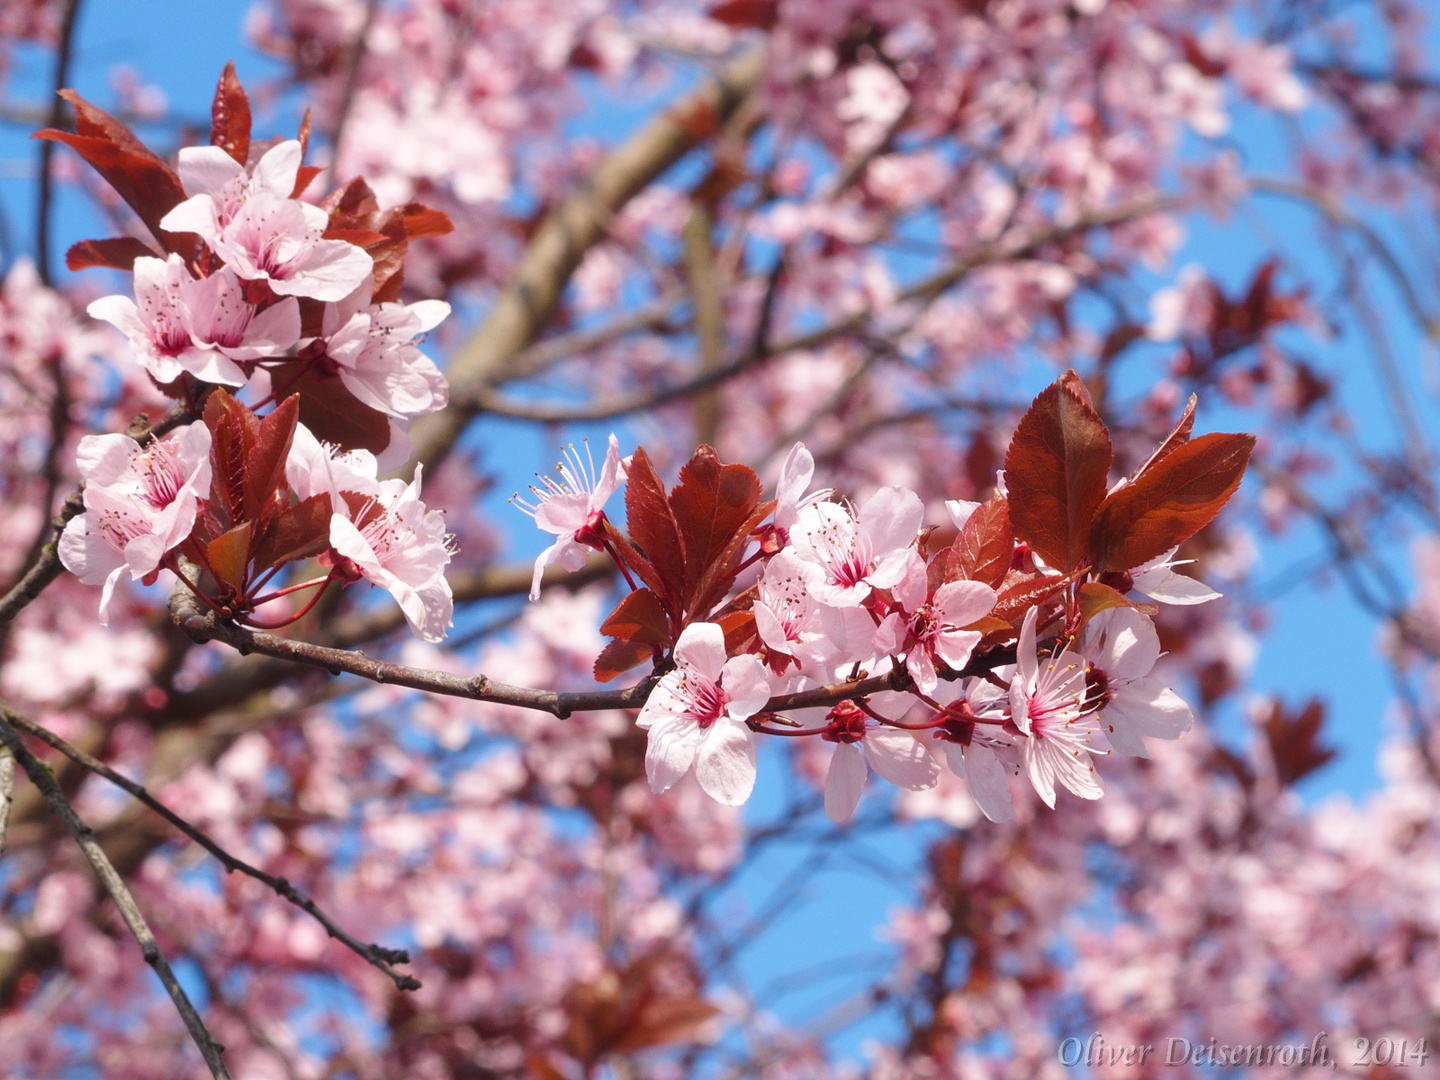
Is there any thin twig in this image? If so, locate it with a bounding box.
[1,706,421,992]
[0,709,233,1079]
[326,0,382,176]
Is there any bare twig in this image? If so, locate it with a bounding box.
[0,709,233,1079]
[1,707,420,992]
[326,0,382,175]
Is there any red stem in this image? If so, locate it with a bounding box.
[242,575,336,629]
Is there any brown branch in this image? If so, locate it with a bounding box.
[170,579,1015,720]
[0,708,233,1079]
[1,706,420,992]
[326,0,381,175]
[463,193,1182,424]
[404,47,765,470]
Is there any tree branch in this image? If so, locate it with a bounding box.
[403,47,765,470]
[0,708,233,1080]
[0,746,12,862]
[35,0,82,285]
[1,706,420,992]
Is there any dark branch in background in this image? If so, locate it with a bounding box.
[0,708,234,1080]
[1,707,420,992]
[325,0,381,177]
[35,0,83,285]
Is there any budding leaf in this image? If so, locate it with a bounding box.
[206,522,253,594]
[1131,393,1197,482]
[244,395,299,527]
[991,567,1083,622]
[1004,370,1113,572]
[946,490,1013,587]
[204,389,260,527]
[1088,431,1255,572]
[210,61,251,166]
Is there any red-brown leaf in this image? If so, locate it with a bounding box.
[609,994,721,1052]
[66,236,159,272]
[253,493,333,571]
[1131,393,1197,483]
[33,129,189,251]
[210,61,251,165]
[594,638,652,683]
[1088,431,1255,572]
[1004,370,1113,571]
[668,446,762,611]
[945,491,1013,588]
[600,589,672,647]
[206,522,252,593]
[1260,697,1336,787]
[204,389,259,526]
[624,447,686,611]
[398,202,454,238]
[244,395,299,525]
[291,164,322,200]
[991,567,1082,622]
[283,365,393,457]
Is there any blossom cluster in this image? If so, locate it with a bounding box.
[520,372,1250,822]
[45,67,459,636]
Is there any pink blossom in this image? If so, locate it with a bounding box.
[752,550,869,674]
[329,467,454,642]
[514,435,626,602]
[1079,607,1193,757]
[873,559,997,695]
[161,142,373,302]
[789,486,924,607]
[1009,606,1107,806]
[635,622,771,806]
[309,281,450,418]
[928,679,1020,824]
[58,422,212,622]
[814,700,939,823]
[88,255,297,386]
[773,441,832,531]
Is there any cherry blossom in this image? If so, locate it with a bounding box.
[88,255,296,387]
[328,467,454,642]
[305,280,450,418]
[1130,547,1223,605]
[514,435,626,601]
[873,560,997,695]
[813,700,939,823]
[789,486,924,607]
[161,143,373,302]
[1079,607,1193,758]
[58,422,212,622]
[636,622,770,806]
[1009,606,1107,806]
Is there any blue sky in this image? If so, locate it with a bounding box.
[4,1,1435,1066]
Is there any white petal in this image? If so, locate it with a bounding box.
[945,499,980,529]
[1112,678,1193,740]
[964,744,1015,823]
[159,195,220,241]
[674,622,728,682]
[934,579,998,627]
[251,139,303,198]
[858,486,924,555]
[175,145,246,199]
[695,717,757,806]
[721,654,772,719]
[644,716,704,794]
[1082,607,1160,681]
[824,742,867,822]
[865,727,940,790]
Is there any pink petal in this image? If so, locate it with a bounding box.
[644,715,704,794]
[674,622,728,682]
[695,717,757,805]
[865,728,939,790]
